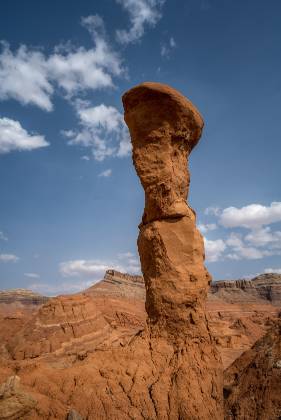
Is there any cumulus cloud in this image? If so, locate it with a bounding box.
[203,228,281,262]
[225,232,281,261]
[0,117,48,154]
[198,223,217,234]
[0,16,123,111]
[0,231,8,241]
[24,272,40,279]
[202,201,281,262]
[204,238,226,262]
[219,202,281,229]
[161,36,176,58]
[64,102,130,161]
[59,253,140,281]
[116,0,164,44]
[98,169,112,177]
[264,268,281,275]
[0,253,19,263]
[245,227,281,248]
[60,260,110,278]
[0,42,53,111]
[203,230,281,263]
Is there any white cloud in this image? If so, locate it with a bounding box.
[0,117,49,154]
[204,238,226,262]
[0,42,53,111]
[64,103,131,161]
[0,253,19,263]
[161,36,176,58]
[33,254,141,296]
[245,227,281,248]
[225,232,280,261]
[202,201,281,262]
[198,223,217,234]
[0,16,124,111]
[116,0,164,44]
[60,254,140,280]
[264,268,281,275]
[98,169,112,177]
[220,202,281,229]
[117,252,141,272]
[0,231,8,241]
[81,155,90,161]
[60,259,110,278]
[204,206,221,216]
[24,272,40,279]
[204,230,281,263]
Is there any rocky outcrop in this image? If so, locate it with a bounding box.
[0,375,36,419]
[6,279,145,360]
[224,320,281,419]
[211,273,281,305]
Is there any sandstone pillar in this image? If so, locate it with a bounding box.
[123,82,223,419]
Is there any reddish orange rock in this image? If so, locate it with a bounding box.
[123,82,204,225]
[124,82,223,418]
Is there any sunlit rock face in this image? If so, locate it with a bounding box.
[123,82,203,226]
[123,82,223,419]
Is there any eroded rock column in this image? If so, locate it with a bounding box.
[123,82,223,418]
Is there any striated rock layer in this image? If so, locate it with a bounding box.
[211,273,281,305]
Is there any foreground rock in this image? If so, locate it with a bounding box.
[224,320,281,419]
[0,375,36,419]
[0,271,280,369]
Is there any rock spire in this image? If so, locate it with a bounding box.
[123,82,223,418]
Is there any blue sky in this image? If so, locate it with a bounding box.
[0,0,280,294]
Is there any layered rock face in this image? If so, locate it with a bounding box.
[211,273,281,305]
[4,270,145,361]
[123,82,223,418]
[0,289,49,306]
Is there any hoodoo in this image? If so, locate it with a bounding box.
[122,82,223,418]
